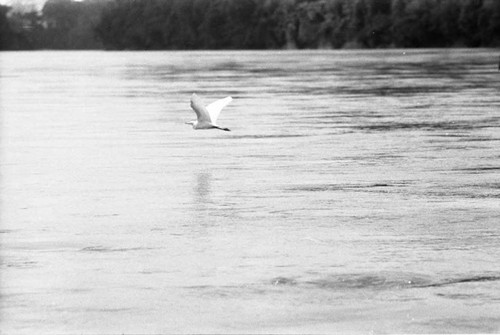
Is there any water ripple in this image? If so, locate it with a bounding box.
[222,134,308,140]
[270,273,500,291]
[287,182,411,193]
[80,246,153,253]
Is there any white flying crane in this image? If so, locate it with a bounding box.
[186,93,232,131]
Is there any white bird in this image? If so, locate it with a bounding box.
[186,93,232,131]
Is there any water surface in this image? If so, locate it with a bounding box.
[1,49,500,333]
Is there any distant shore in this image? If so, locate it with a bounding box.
[1,0,499,51]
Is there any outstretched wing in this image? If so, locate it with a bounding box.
[190,93,211,123]
[206,96,232,124]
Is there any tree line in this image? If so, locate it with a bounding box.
[1,0,499,50]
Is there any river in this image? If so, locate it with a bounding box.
[1,49,499,333]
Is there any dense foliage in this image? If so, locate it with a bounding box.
[1,0,499,50]
[1,0,112,49]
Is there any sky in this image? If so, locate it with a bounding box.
[1,0,46,10]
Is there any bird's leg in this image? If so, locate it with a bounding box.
[212,125,231,131]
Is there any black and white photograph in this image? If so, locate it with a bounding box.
[1,0,499,333]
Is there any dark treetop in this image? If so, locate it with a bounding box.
[1,0,499,50]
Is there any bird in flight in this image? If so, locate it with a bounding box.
[186,93,232,131]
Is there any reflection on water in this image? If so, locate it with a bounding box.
[1,49,500,334]
[194,172,212,205]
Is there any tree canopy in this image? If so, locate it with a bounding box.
[1,0,499,50]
